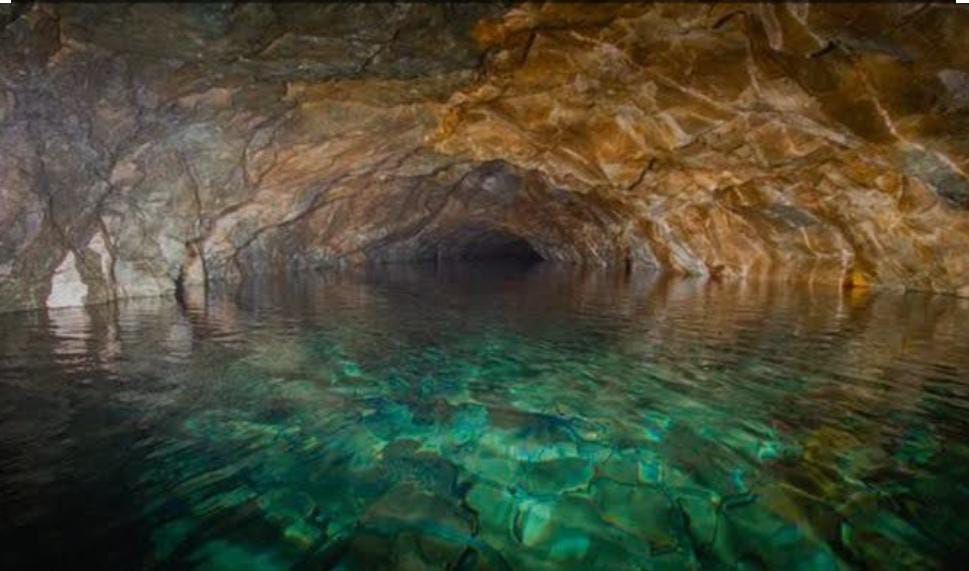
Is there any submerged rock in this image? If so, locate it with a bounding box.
[257,488,316,526]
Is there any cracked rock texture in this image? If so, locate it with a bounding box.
[1,2,968,312]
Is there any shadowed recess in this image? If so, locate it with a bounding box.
[433,226,543,263]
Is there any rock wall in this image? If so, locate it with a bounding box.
[2,2,968,311]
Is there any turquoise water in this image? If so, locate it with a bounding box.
[1,265,967,569]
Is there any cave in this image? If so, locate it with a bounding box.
[1,3,969,569]
[431,226,543,264]
[3,2,969,310]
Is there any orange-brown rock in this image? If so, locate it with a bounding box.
[1,3,968,311]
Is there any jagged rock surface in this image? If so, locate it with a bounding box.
[2,2,968,311]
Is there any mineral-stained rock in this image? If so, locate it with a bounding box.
[1,2,968,311]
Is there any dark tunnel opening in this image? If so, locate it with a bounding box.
[432,226,544,265]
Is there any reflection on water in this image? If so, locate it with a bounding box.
[1,264,968,569]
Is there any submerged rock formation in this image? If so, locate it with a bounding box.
[2,2,968,311]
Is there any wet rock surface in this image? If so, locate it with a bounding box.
[2,2,969,311]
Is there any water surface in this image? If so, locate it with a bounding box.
[1,265,968,569]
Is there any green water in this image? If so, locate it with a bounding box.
[1,265,967,569]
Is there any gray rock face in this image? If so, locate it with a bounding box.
[2,3,969,311]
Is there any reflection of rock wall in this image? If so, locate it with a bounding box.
[1,3,968,311]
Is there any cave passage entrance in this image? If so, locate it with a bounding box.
[434,226,544,265]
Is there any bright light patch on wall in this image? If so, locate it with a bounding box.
[0,0,12,5]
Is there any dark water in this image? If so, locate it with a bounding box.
[1,264,968,570]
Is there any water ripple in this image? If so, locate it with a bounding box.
[1,266,968,569]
